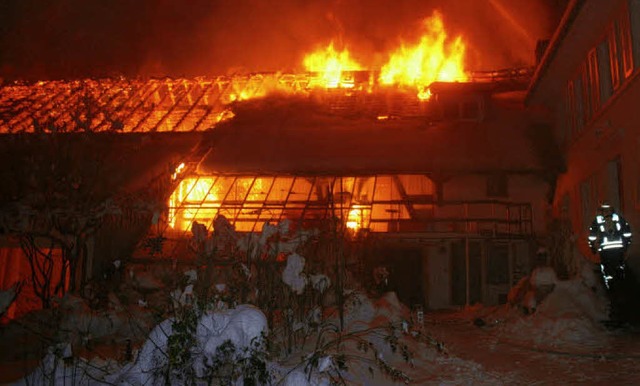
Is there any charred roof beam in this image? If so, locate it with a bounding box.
[118,81,164,132]
[173,82,215,132]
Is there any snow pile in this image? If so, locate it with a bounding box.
[508,266,558,314]
[578,260,608,297]
[342,291,377,330]
[53,293,154,351]
[110,304,268,385]
[16,305,269,385]
[499,266,611,350]
[373,292,412,326]
[170,269,198,308]
[455,262,614,353]
[197,305,267,362]
[284,294,415,386]
[310,274,331,293]
[12,343,119,386]
[530,266,558,288]
[320,291,412,344]
[536,279,609,322]
[237,218,317,260]
[129,267,164,292]
[280,368,330,386]
[282,253,307,295]
[0,282,20,318]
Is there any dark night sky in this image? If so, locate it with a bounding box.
[0,0,567,80]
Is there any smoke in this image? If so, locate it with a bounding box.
[0,0,565,80]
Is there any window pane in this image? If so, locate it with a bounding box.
[354,176,375,203]
[267,177,295,201]
[488,244,510,285]
[619,6,634,77]
[588,48,600,112]
[609,26,621,90]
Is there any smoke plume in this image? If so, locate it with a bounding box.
[0,0,566,80]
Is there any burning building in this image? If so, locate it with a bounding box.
[0,10,558,316]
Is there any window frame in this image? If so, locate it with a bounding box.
[486,173,509,198]
[565,79,577,141]
[619,3,634,78]
[608,23,621,90]
[587,47,601,115]
[580,62,591,124]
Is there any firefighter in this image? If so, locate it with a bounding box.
[588,202,632,290]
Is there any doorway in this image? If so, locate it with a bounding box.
[381,248,425,307]
[451,240,482,306]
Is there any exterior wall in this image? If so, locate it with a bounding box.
[369,235,534,310]
[554,73,640,270]
[422,238,533,309]
[541,0,640,273]
[442,173,550,235]
[425,166,548,307]
[319,166,548,309]
[92,211,154,278]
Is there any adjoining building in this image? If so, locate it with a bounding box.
[527,0,640,274]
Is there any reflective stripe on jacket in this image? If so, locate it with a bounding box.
[588,213,632,252]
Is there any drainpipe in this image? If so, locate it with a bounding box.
[465,203,470,307]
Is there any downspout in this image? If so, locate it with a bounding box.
[465,203,470,306]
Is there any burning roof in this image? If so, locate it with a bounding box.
[197,93,543,175]
[0,66,533,135]
[0,9,537,135]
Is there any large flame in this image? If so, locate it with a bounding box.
[168,177,219,230]
[301,11,467,99]
[379,11,467,99]
[346,205,371,231]
[303,42,362,88]
[168,177,267,232]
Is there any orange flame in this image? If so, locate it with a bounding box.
[303,42,362,88]
[380,11,467,99]
[168,177,219,230]
[346,205,371,231]
[346,208,362,230]
[301,11,467,99]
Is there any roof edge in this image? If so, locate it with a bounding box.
[525,0,586,106]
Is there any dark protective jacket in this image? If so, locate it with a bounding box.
[588,212,632,253]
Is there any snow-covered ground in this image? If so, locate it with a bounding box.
[3,222,640,385]
[4,263,640,385]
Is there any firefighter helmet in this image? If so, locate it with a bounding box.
[599,202,614,216]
